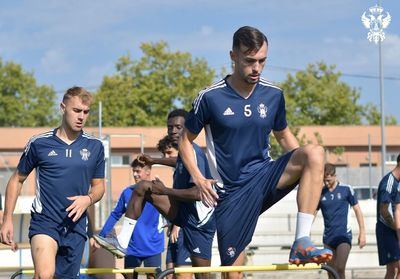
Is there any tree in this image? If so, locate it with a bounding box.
[0,59,57,127]
[269,62,397,158]
[362,103,397,125]
[92,41,215,126]
[280,62,366,126]
[279,62,397,126]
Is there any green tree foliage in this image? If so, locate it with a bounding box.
[0,59,57,127]
[362,102,397,125]
[92,41,215,126]
[280,62,365,126]
[269,61,397,158]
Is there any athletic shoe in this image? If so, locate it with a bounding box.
[289,236,332,265]
[93,234,126,258]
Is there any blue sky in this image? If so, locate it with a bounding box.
[0,0,399,122]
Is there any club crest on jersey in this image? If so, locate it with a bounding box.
[226,247,236,258]
[80,148,91,161]
[257,103,268,118]
[337,193,342,200]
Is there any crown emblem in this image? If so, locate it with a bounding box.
[369,5,383,15]
[361,5,391,44]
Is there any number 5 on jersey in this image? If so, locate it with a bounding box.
[244,105,252,117]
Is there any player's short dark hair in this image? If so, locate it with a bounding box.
[130,158,151,169]
[324,163,336,175]
[167,109,187,120]
[157,135,178,154]
[397,153,400,164]
[62,86,93,105]
[232,26,268,54]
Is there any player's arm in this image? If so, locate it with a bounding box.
[0,170,28,251]
[169,225,180,243]
[273,127,300,152]
[352,203,366,248]
[88,178,105,205]
[396,204,400,242]
[179,128,218,206]
[379,203,395,230]
[151,178,202,202]
[138,153,177,168]
[67,178,105,222]
[395,203,400,243]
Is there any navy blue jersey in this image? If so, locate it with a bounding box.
[99,185,164,257]
[376,172,400,228]
[318,183,358,241]
[185,76,287,199]
[174,143,215,230]
[18,129,105,236]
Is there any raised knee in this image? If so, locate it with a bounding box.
[135,180,152,195]
[303,144,325,164]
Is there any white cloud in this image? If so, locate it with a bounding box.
[40,49,71,74]
[200,26,214,36]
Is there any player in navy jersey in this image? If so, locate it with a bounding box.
[134,110,195,274]
[125,143,215,279]
[103,148,214,279]
[155,134,194,278]
[97,110,215,278]
[0,87,105,279]
[179,26,332,277]
[93,159,163,279]
[318,163,366,279]
[376,154,400,279]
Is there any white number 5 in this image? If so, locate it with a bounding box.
[244,105,252,117]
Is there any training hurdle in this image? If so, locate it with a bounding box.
[156,263,339,279]
[10,267,161,278]
[9,264,339,278]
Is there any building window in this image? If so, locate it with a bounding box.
[111,154,130,166]
[386,152,399,164]
[359,163,377,167]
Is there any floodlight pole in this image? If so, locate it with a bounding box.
[362,0,390,177]
[378,39,386,177]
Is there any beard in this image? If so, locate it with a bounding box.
[245,74,260,84]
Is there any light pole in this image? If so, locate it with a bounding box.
[361,3,391,177]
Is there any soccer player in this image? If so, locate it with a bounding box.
[137,111,196,276]
[100,109,216,279]
[0,87,105,279]
[156,135,192,278]
[93,159,164,279]
[319,163,366,279]
[179,26,332,278]
[157,135,179,159]
[377,153,400,279]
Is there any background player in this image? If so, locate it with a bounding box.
[93,159,164,279]
[319,163,366,278]
[156,136,192,278]
[377,154,400,279]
